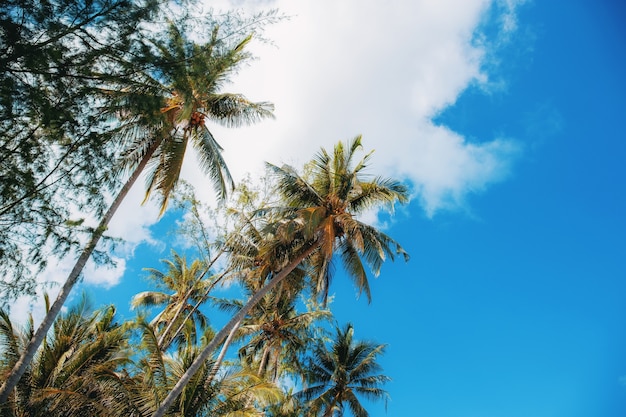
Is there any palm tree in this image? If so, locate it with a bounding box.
[298,323,389,417]
[153,136,408,417]
[238,294,332,383]
[0,297,132,417]
[131,251,211,351]
[0,19,274,401]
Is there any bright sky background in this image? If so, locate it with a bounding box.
[13,0,626,416]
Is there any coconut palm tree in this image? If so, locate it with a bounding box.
[0,297,132,417]
[298,323,389,417]
[238,294,332,383]
[131,251,211,351]
[0,18,274,401]
[153,136,408,417]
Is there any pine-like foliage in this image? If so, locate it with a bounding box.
[0,0,161,299]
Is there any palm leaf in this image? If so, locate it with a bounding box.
[205,94,274,127]
[130,291,171,310]
[338,240,371,302]
[193,126,234,201]
[267,162,323,208]
[349,177,409,213]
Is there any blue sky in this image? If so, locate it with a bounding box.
[17,0,626,416]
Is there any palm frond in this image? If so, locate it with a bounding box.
[130,291,171,310]
[193,126,235,201]
[205,94,274,128]
[0,309,21,366]
[266,162,323,208]
[137,319,169,399]
[143,133,188,215]
[338,241,371,302]
[349,177,409,213]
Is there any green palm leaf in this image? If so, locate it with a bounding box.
[193,126,234,201]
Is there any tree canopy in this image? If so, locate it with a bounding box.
[0,0,161,297]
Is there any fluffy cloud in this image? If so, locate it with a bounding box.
[194,0,524,217]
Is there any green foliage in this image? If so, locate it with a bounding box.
[297,323,390,417]
[0,136,405,416]
[0,0,282,303]
[109,12,277,214]
[0,2,406,411]
[0,297,133,417]
[265,135,410,304]
[0,0,161,299]
[131,251,211,351]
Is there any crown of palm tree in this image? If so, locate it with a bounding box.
[298,323,390,417]
[114,24,274,213]
[237,294,332,382]
[131,251,212,351]
[265,135,409,303]
[0,298,132,416]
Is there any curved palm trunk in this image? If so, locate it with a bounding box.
[207,319,241,382]
[152,241,319,417]
[0,137,164,404]
[258,347,271,377]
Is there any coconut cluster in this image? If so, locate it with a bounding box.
[189,111,205,128]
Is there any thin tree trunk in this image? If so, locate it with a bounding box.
[258,347,270,377]
[0,137,164,404]
[207,319,241,383]
[152,241,319,417]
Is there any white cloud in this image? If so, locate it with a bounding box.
[399,124,521,215]
[184,0,523,218]
[497,0,528,37]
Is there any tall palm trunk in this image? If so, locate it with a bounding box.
[152,241,320,417]
[323,396,341,417]
[207,319,241,382]
[258,347,271,377]
[0,137,164,403]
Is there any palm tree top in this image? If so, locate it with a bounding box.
[266,135,409,303]
[115,22,275,214]
[270,135,408,214]
[299,322,390,417]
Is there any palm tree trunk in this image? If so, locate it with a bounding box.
[323,394,341,417]
[207,319,241,383]
[258,347,270,377]
[152,241,320,417]
[0,137,164,404]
